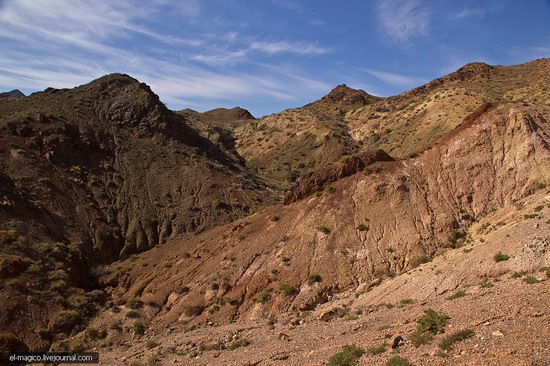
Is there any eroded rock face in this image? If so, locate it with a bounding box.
[109,102,549,328]
[0,74,277,262]
[283,149,394,204]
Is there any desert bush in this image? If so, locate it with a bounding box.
[356,224,368,232]
[307,273,322,285]
[126,298,143,309]
[366,342,387,355]
[317,226,331,234]
[327,344,365,366]
[523,276,540,284]
[125,310,139,318]
[446,291,467,300]
[493,252,510,262]
[146,340,158,349]
[279,283,298,296]
[409,330,434,347]
[439,329,475,351]
[257,288,272,303]
[183,305,204,316]
[386,355,411,366]
[399,298,416,307]
[417,308,450,335]
[133,321,144,335]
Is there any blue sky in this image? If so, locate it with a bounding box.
[0,0,549,117]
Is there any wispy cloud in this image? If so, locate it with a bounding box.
[453,8,485,19]
[0,0,331,115]
[376,0,430,46]
[363,69,426,88]
[250,40,330,55]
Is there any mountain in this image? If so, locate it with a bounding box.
[0,74,276,352]
[0,60,549,364]
[0,89,25,99]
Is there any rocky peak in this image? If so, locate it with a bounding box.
[202,107,255,122]
[306,84,381,117]
[0,89,25,99]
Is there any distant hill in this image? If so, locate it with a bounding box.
[0,89,25,99]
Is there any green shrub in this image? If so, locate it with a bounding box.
[49,280,67,291]
[133,321,144,335]
[125,310,139,318]
[326,186,336,194]
[511,271,525,278]
[279,283,298,296]
[270,215,280,221]
[126,298,143,309]
[386,355,411,366]
[146,340,158,349]
[409,330,434,347]
[366,342,387,355]
[493,252,510,262]
[327,344,365,366]
[257,288,272,303]
[399,298,416,307]
[307,273,322,285]
[356,224,368,232]
[480,282,494,288]
[147,355,161,366]
[318,226,331,234]
[523,276,540,284]
[183,305,204,316]
[417,308,450,335]
[446,291,467,300]
[439,329,475,351]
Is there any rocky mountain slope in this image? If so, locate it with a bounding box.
[0,59,549,363]
[0,74,276,353]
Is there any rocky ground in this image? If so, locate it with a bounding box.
[75,190,549,366]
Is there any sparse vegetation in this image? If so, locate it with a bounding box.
[125,310,139,318]
[399,298,416,307]
[417,308,450,335]
[494,252,510,262]
[133,321,145,335]
[356,224,368,231]
[439,329,475,351]
[327,344,365,366]
[318,226,331,234]
[126,297,143,309]
[257,288,273,303]
[183,305,204,316]
[307,273,322,285]
[366,342,387,355]
[410,329,434,347]
[326,186,336,193]
[523,276,540,284]
[146,340,158,349]
[480,282,494,288]
[279,283,298,296]
[386,355,411,366]
[446,291,467,300]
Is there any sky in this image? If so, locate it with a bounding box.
[0,0,549,117]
